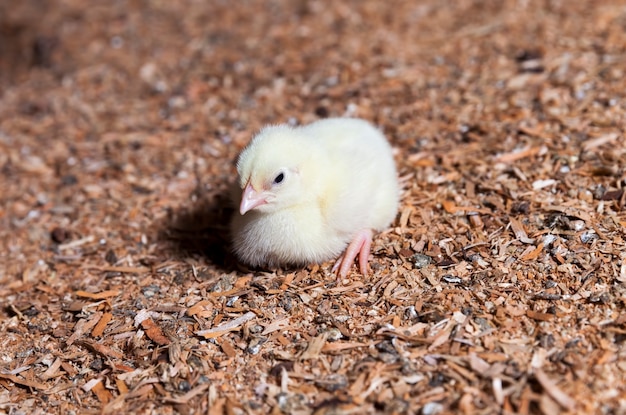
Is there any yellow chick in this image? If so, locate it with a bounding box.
[231,117,399,277]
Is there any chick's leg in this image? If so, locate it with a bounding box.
[332,229,373,277]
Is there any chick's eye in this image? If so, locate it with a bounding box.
[273,172,285,184]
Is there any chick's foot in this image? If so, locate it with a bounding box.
[332,229,373,277]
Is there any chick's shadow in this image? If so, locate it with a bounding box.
[158,186,238,273]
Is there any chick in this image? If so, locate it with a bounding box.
[231,117,399,277]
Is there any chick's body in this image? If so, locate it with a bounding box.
[231,118,399,275]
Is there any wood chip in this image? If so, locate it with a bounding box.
[163,383,210,404]
[0,373,48,390]
[90,379,113,404]
[66,312,103,346]
[88,266,150,274]
[78,340,124,359]
[526,310,554,322]
[582,133,619,152]
[39,358,63,381]
[299,332,329,360]
[495,146,541,163]
[140,318,171,345]
[520,243,544,261]
[186,300,213,317]
[75,290,121,300]
[91,312,113,337]
[534,369,576,411]
[58,236,95,250]
[196,312,256,338]
[220,339,237,359]
[509,218,535,244]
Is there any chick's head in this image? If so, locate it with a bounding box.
[236,125,321,215]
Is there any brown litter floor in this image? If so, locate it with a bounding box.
[1,1,626,414]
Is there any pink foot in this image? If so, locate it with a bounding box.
[332,229,373,277]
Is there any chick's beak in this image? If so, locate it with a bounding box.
[240,183,267,215]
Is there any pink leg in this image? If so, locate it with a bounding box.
[332,229,373,277]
